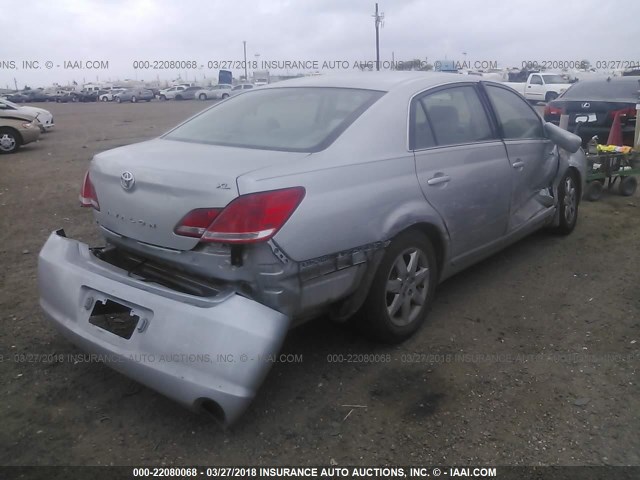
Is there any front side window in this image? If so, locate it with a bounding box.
[164,87,384,152]
[419,86,494,146]
[485,85,544,139]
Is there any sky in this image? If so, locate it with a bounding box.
[1,0,638,89]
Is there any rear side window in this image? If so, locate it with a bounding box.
[410,99,436,149]
[485,85,544,139]
[419,86,494,146]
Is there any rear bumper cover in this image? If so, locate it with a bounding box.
[37,230,290,425]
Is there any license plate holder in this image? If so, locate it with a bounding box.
[574,113,597,123]
[88,298,141,339]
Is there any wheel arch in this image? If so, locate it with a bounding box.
[0,126,24,145]
[396,222,447,282]
[566,165,583,200]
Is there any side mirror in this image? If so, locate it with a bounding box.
[544,122,582,153]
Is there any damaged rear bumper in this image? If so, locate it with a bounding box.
[37,230,290,425]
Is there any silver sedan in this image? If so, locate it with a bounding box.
[194,84,232,100]
[38,72,586,424]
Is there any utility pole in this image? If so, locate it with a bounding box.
[373,4,384,71]
[243,41,248,81]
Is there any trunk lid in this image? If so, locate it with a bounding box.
[556,100,636,128]
[91,138,308,250]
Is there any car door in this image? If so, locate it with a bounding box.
[412,84,512,260]
[483,83,557,232]
[527,74,545,101]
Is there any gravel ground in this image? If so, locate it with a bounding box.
[0,100,638,466]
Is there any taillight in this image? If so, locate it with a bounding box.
[610,107,637,120]
[544,104,563,116]
[79,171,100,210]
[174,187,305,244]
[174,208,221,238]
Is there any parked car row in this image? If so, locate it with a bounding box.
[2,83,258,107]
[2,90,54,103]
[157,83,254,101]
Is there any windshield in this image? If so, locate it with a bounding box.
[164,87,384,152]
[1,99,19,108]
[542,74,567,84]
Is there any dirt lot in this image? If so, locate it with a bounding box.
[0,100,638,467]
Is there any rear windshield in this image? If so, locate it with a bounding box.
[561,79,639,101]
[163,87,384,152]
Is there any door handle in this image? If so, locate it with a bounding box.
[427,175,451,186]
[512,161,525,169]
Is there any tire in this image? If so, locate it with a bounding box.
[585,181,604,202]
[0,127,21,154]
[131,96,137,103]
[199,93,207,100]
[545,92,558,103]
[360,230,437,343]
[71,96,78,103]
[222,93,229,99]
[116,96,121,103]
[553,170,580,234]
[101,97,108,102]
[160,95,166,101]
[619,176,638,196]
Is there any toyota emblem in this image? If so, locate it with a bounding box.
[121,171,135,190]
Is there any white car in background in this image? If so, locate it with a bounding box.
[99,89,126,102]
[194,84,232,100]
[230,83,255,96]
[158,85,187,100]
[0,98,54,132]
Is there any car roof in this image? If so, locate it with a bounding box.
[571,76,640,86]
[262,71,483,92]
[558,76,640,101]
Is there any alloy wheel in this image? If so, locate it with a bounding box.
[0,133,17,152]
[385,248,430,327]
[563,176,576,224]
